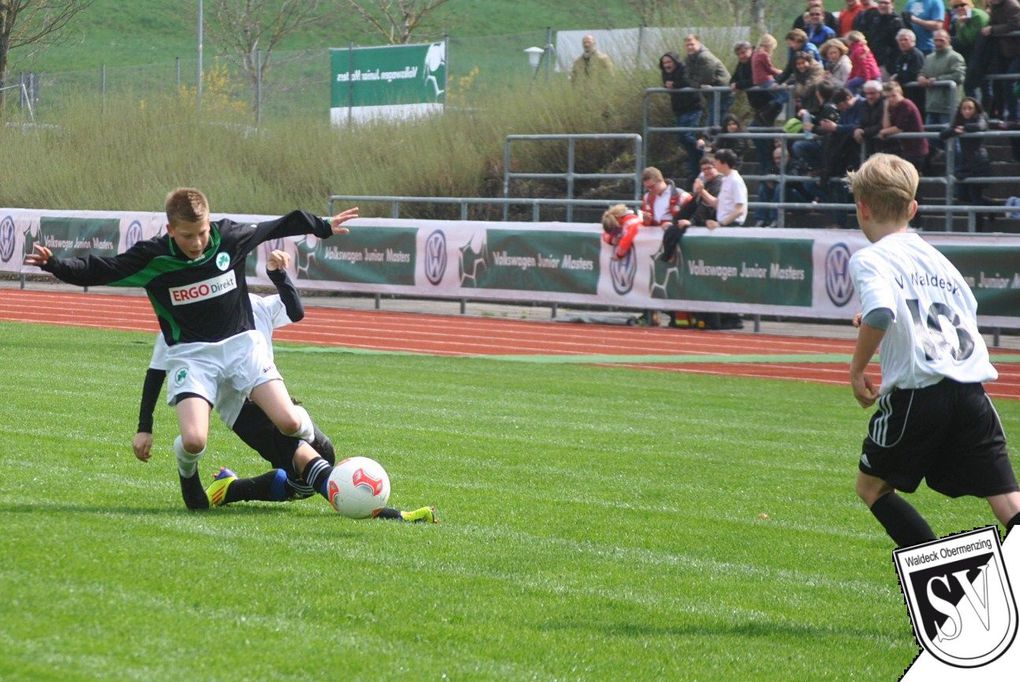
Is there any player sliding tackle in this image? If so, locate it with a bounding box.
[131,248,435,522]
[24,188,391,515]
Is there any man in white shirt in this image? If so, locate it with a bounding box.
[847,153,1020,547]
[704,149,747,228]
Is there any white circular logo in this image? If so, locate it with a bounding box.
[216,252,231,271]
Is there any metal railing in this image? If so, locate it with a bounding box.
[501,133,643,221]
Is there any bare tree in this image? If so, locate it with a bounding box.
[207,0,324,109]
[344,0,451,45]
[0,0,93,111]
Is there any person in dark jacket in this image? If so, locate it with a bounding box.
[660,51,704,179]
[940,97,993,228]
[868,0,907,74]
[853,79,887,158]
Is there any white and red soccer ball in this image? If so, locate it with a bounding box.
[327,456,391,519]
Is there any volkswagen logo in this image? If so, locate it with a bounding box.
[424,230,447,285]
[825,242,854,307]
[125,220,144,250]
[610,247,637,295]
[0,216,14,263]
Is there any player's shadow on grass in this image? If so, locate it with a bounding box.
[0,502,331,518]
[541,617,882,640]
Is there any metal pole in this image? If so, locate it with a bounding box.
[347,42,354,126]
[566,138,575,222]
[545,27,553,81]
[255,49,262,128]
[196,0,204,111]
[176,56,181,89]
[101,65,106,114]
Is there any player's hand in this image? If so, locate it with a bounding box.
[851,312,863,328]
[133,432,153,462]
[24,244,53,267]
[266,249,290,271]
[851,372,880,408]
[329,207,359,235]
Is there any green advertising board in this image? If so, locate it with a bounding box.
[35,217,120,258]
[651,237,814,306]
[471,229,600,293]
[936,245,1020,317]
[330,41,446,122]
[295,228,417,285]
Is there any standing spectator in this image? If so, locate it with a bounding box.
[699,113,752,159]
[846,30,884,91]
[684,34,733,125]
[806,6,838,48]
[660,51,704,180]
[753,144,785,227]
[822,38,854,87]
[917,29,966,132]
[978,0,1020,120]
[823,88,870,225]
[854,0,884,37]
[879,80,930,171]
[854,80,888,157]
[640,166,693,228]
[939,97,993,227]
[870,0,908,76]
[949,0,991,80]
[570,34,614,82]
[704,149,748,228]
[731,40,772,123]
[790,51,828,111]
[902,0,947,54]
[686,155,725,226]
[777,29,822,85]
[795,0,840,32]
[840,0,868,36]
[891,28,928,116]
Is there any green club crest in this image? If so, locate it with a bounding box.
[216,252,230,271]
[174,368,188,385]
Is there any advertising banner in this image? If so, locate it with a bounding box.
[330,41,446,125]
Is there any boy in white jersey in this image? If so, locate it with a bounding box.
[846,153,1020,547]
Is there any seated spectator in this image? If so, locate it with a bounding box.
[790,51,828,111]
[939,97,993,228]
[878,80,930,171]
[750,33,787,124]
[684,155,724,227]
[902,0,947,55]
[891,28,928,117]
[794,0,839,32]
[869,0,907,76]
[845,30,883,91]
[823,88,869,225]
[805,6,838,48]
[699,113,752,159]
[659,51,704,180]
[754,144,786,227]
[949,0,990,84]
[853,79,887,157]
[821,38,853,87]
[777,29,821,85]
[703,149,748,228]
[917,29,966,132]
[792,80,840,177]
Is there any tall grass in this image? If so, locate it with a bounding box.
[0,69,661,216]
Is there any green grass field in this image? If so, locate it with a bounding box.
[2,320,1016,680]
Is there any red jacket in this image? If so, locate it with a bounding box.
[602,212,644,259]
[641,181,693,226]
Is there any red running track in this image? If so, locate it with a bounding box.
[2,288,1019,400]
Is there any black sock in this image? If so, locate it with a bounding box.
[301,457,334,499]
[374,507,403,521]
[226,471,282,503]
[179,472,209,511]
[870,493,936,547]
[1007,512,1020,533]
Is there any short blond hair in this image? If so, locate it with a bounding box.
[165,187,209,225]
[641,166,664,183]
[601,203,631,233]
[846,154,918,224]
[821,38,848,57]
[846,31,866,45]
[757,33,778,51]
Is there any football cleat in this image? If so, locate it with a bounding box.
[205,467,237,507]
[400,506,439,524]
[179,471,210,511]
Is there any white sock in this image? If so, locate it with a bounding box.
[174,435,204,478]
[285,405,314,443]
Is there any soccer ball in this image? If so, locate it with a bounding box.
[327,456,391,519]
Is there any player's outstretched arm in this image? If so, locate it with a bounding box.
[23,244,53,267]
[329,207,359,235]
[266,250,304,323]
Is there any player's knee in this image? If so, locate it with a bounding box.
[856,474,890,507]
[179,433,207,454]
[277,413,302,436]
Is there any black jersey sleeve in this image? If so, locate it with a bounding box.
[229,211,334,259]
[268,268,304,323]
[40,239,158,288]
[137,368,166,433]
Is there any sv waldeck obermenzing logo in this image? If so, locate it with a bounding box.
[894,526,1017,668]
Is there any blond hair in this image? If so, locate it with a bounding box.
[641,166,664,183]
[757,34,778,51]
[845,31,866,45]
[165,187,209,225]
[846,154,918,224]
[601,204,631,234]
[821,38,848,57]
